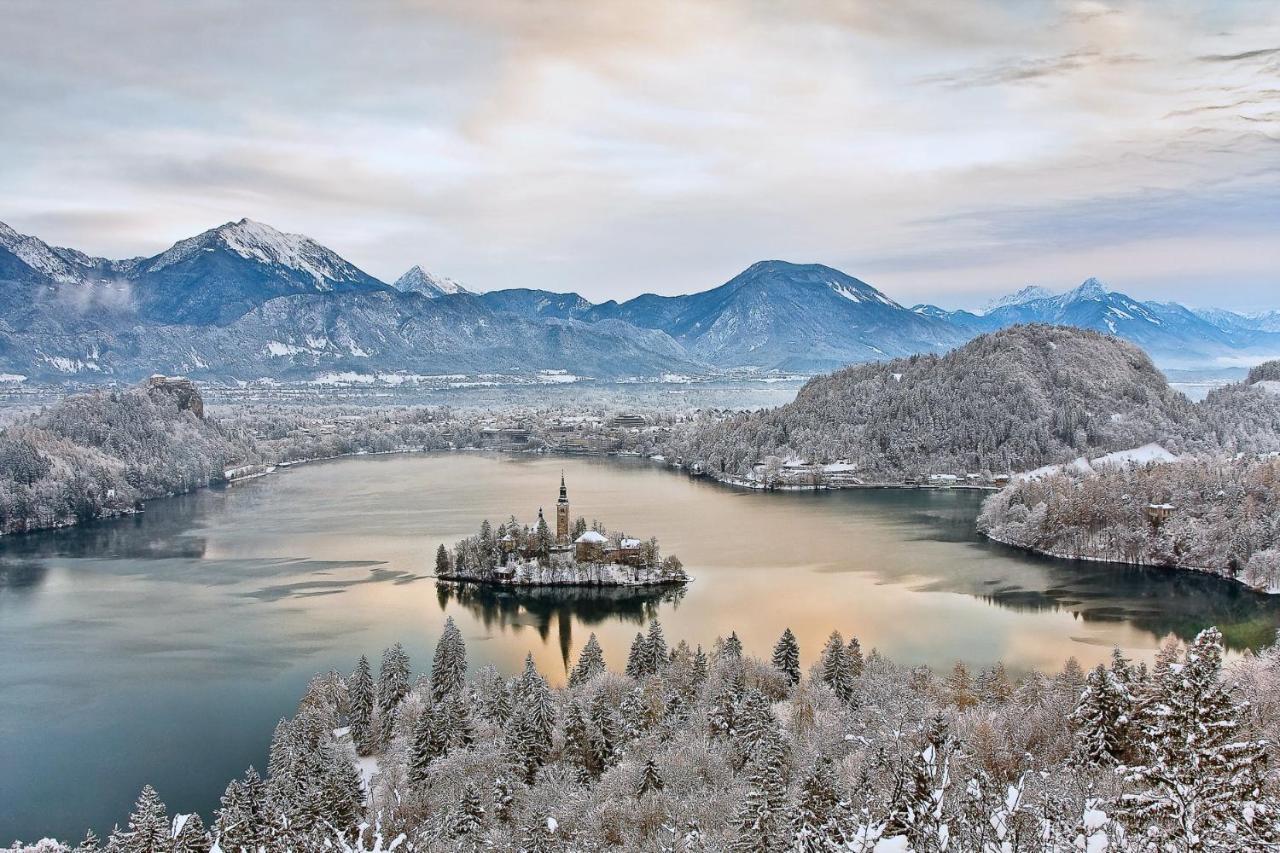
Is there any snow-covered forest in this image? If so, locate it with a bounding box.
[0,379,243,533]
[978,454,1280,591]
[669,327,1280,482]
[14,619,1280,852]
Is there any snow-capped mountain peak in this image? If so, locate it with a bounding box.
[393,265,470,298]
[146,218,367,288]
[983,285,1053,313]
[1065,277,1108,301]
[0,219,104,283]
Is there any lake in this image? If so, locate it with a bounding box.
[4,452,1279,842]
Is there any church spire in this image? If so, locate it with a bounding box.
[558,472,568,504]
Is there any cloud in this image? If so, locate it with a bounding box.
[0,0,1277,308]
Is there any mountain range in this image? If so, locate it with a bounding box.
[1,217,1276,384]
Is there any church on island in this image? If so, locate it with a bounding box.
[434,475,688,587]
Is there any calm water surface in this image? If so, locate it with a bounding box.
[4,453,1279,841]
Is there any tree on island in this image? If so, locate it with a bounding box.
[435,543,451,575]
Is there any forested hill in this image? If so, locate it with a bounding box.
[0,377,247,533]
[673,325,1214,480]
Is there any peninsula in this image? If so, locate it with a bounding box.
[434,475,689,587]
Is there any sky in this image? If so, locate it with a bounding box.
[1,0,1277,310]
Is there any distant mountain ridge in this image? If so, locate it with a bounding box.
[1,217,1277,384]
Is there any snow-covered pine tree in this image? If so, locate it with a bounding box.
[435,543,451,576]
[452,783,486,839]
[636,757,665,798]
[507,659,556,783]
[430,616,467,703]
[645,620,668,675]
[883,715,953,852]
[213,767,272,853]
[818,632,852,703]
[772,628,801,686]
[348,655,375,756]
[563,700,597,780]
[626,632,648,679]
[790,756,844,852]
[1069,664,1133,767]
[568,633,606,687]
[377,643,411,745]
[845,636,864,679]
[492,774,515,824]
[732,728,790,852]
[475,665,513,726]
[693,645,709,686]
[316,740,364,833]
[72,829,100,853]
[410,696,467,787]
[1122,627,1269,848]
[723,632,744,661]
[170,811,209,853]
[108,785,170,853]
[588,691,620,771]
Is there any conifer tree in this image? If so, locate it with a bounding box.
[636,757,665,798]
[1069,664,1133,767]
[818,632,852,702]
[645,620,668,674]
[171,811,210,853]
[73,829,100,853]
[1122,627,1269,849]
[348,654,375,756]
[732,728,790,852]
[377,643,411,744]
[772,627,801,686]
[213,767,271,853]
[563,700,597,779]
[569,633,606,687]
[317,739,364,833]
[723,632,744,660]
[435,543,451,575]
[409,705,445,788]
[790,757,843,852]
[588,691,620,770]
[109,785,169,853]
[845,635,864,678]
[884,715,953,852]
[492,775,515,824]
[430,616,467,703]
[693,644,709,686]
[453,783,486,838]
[626,632,648,679]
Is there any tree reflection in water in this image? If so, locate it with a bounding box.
[435,580,686,670]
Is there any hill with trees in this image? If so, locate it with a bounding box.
[672,325,1215,482]
[0,377,246,533]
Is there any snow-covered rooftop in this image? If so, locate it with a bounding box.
[575,531,607,544]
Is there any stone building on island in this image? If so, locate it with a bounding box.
[438,475,687,587]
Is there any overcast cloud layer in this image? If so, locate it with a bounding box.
[1,0,1277,308]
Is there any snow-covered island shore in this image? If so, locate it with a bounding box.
[978,452,1280,593]
[433,475,689,588]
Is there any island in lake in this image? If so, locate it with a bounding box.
[435,474,689,587]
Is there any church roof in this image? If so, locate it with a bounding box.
[575,530,608,544]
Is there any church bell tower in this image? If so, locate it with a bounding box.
[556,473,570,545]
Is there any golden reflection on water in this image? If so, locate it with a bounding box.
[194,453,1249,682]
